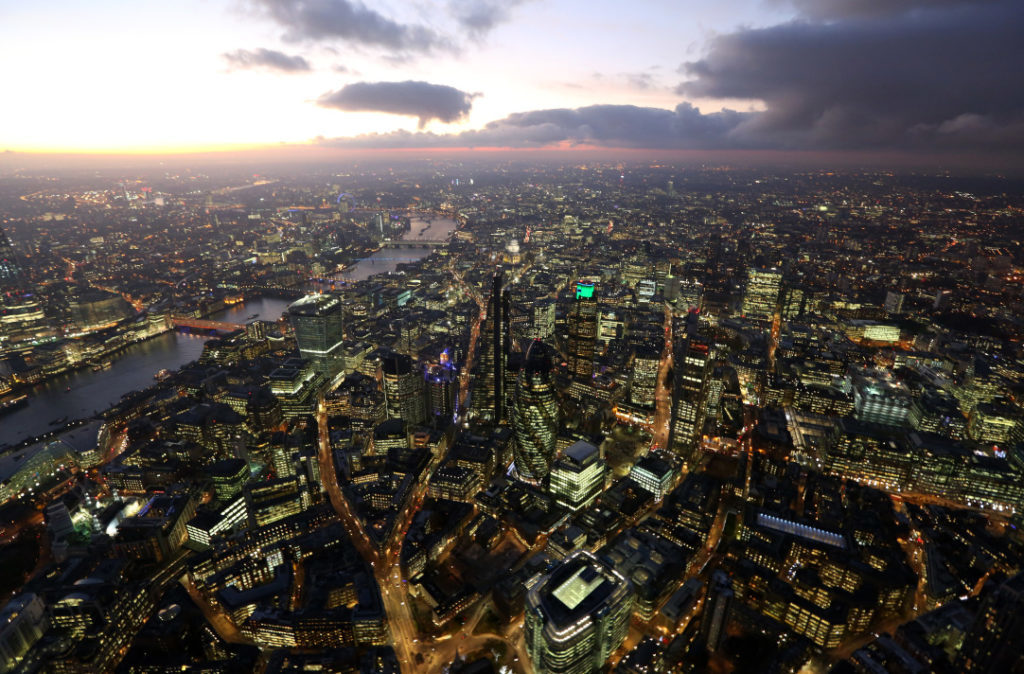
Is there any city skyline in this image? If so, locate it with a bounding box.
[2,0,1022,170]
[2,162,1024,672]
[2,1,1024,670]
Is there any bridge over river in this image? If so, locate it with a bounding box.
[170,317,246,333]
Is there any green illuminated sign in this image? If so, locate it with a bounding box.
[576,283,594,299]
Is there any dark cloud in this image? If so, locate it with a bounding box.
[315,0,1023,161]
[784,0,1001,20]
[317,81,478,127]
[251,0,450,53]
[222,48,311,72]
[317,103,753,149]
[679,0,1024,151]
[449,0,528,38]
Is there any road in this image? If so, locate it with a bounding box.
[448,262,487,409]
[181,576,254,646]
[300,256,518,672]
[651,302,675,450]
[316,396,379,566]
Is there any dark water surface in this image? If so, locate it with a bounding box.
[1,297,294,446]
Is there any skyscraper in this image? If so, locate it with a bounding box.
[382,352,427,427]
[629,345,660,408]
[548,440,607,511]
[525,551,634,674]
[512,341,559,483]
[0,224,51,350]
[0,224,21,292]
[741,267,782,321]
[670,337,711,467]
[426,361,459,425]
[287,294,345,377]
[566,281,598,380]
[530,299,556,340]
[475,272,509,423]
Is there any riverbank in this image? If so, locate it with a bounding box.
[0,297,295,448]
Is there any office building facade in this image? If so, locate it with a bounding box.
[566,282,598,380]
[548,440,606,511]
[382,352,427,427]
[287,294,345,377]
[741,268,782,321]
[671,337,711,466]
[525,551,634,674]
[512,341,560,483]
[475,272,510,423]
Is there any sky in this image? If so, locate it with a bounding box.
[1,0,1022,165]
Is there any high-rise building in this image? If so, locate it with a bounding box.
[504,350,524,424]
[548,440,606,511]
[244,476,306,528]
[957,573,1024,672]
[475,272,509,423]
[630,345,660,408]
[700,570,734,653]
[0,295,49,350]
[512,341,560,483]
[287,294,345,377]
[426,361,459,425]
[676,279,704,313]
[598,308,623,346]
[0,225,22,292]
[0,224,51,350]
[884,290,904,314]
[782,285,807,319]
[525,551,634,674]
[531,299,556,341]
[566,281,598,380]
[741,268,782,321]
[629,453,676,500]
[206,458,250,502]
[670,337,711,466]
[382,352,427,427]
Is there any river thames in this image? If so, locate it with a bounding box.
[0,216,457,447]
[0,298,295,447]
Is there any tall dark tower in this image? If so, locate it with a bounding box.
[566,281,598,380]
[512,341,559,483]
[670,336,711,467]
[475,272,509,423]
[497,284,510,422]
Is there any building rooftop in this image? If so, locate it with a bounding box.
[288,293,342,317]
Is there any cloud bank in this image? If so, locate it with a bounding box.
[680,0,1024,151]
[313,0,1024,158]
[317,103,752,149]
[317,81,478,127]
[251,0,450,53]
